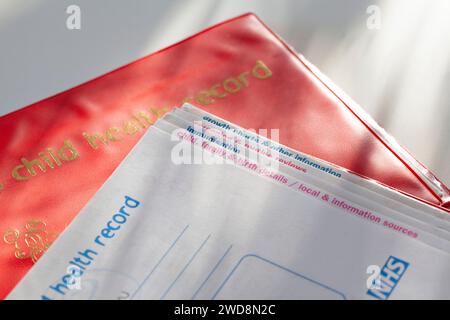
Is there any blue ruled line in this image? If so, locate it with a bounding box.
[191,244,233,300]
[130,224,189,299]
[160,234,211,300]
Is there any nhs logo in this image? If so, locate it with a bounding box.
[367,256,409,300]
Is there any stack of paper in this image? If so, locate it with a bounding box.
[2,14,449,299]
[8,104,450,300]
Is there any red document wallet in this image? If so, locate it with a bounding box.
[0,13,449,298]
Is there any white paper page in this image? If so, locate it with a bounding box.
[176,104,450,225]
[7,124,450,300]
[158,108,450,245]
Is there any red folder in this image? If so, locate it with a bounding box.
[0,13,449,298]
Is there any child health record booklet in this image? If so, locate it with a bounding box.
[8,107,450,300]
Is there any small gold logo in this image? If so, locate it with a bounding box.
[3,219,57,263]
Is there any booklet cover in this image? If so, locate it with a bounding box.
[8,106,450,300]
[1,13,448,298]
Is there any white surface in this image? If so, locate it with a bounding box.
[0,0,449,185]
